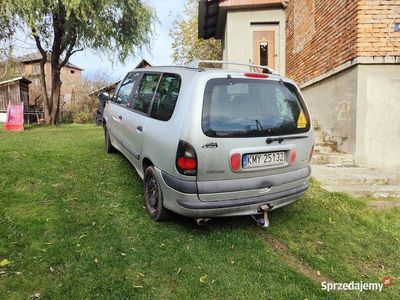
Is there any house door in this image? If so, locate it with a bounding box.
[253,31,276,69]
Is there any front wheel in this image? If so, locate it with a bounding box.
[144,166,169,221]
[104,125,117,153]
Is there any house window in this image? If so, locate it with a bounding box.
[32,63,40,74]
[260,42,268,66]
[70,70,75,74]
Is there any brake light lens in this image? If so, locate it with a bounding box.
[176,140,197,176]
[177,157,196,170]
[230,153,241,172]
[244,72,269,79]
[290,148,297,164]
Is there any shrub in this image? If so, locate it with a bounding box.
[73,111,94,124]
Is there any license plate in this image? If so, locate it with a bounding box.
[243,151,286,169]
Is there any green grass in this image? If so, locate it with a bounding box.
[0,124,398,299]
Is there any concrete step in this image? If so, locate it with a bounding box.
[314,141,338,153]
[311,152,355,166]
[314,128,325,145]
[322,184,400,198]
[311,165,399,185]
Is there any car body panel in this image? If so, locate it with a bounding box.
[102,65,314,217]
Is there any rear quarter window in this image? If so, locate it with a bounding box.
[150,73,181,121]
[202,78,310,137]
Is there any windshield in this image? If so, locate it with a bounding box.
[202,78,310,137]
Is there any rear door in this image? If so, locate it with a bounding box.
[195,76,312,201]
[123,72,162,163]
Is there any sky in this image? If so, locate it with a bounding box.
[71,0,187,81]
[13,0,187,82]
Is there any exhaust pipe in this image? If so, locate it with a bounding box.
[252,203,274,228]
[195,218,211,226]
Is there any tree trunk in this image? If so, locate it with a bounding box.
[47,65,62,125]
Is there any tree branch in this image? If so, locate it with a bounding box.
[59,41,81,68]
[32,30,47,58]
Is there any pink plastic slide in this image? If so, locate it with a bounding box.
[4,101,24,131]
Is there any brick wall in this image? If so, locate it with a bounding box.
[285,0,400,85]
[286,0,359,84]
[357,0,400,57]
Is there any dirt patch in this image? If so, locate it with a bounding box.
[259,231,334,283]
[367,200,400,210]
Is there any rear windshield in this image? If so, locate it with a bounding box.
[202,78,310,137]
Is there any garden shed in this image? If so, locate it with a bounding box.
[0,77,31,123]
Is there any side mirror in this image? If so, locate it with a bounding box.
[98,91,110,102]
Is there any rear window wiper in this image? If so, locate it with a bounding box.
[266,135,308,144]
[255,120,264,131]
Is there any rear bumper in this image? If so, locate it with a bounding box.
[156,166,310,218]
[176,183,308,210]
[161,166,311,194]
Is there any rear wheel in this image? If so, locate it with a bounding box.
[104,125,116,153]
[144,166,169,221]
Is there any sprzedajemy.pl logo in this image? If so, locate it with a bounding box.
[321,277,392,292]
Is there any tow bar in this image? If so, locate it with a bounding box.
[252,204,273,228]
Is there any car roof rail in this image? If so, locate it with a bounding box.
[186,60,276,74]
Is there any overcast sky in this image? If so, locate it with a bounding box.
[14,0,187,82]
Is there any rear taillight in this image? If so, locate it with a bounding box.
[176,140,197,176]
[230,153,241,172]
[244,72,269,79]
[290,148,297,164]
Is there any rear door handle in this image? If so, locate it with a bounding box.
[118,115,122,120]
[137,125,143,132]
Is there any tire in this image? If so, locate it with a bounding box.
[104,125,117,153]
[144,166,169,221]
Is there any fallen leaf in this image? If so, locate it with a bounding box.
[30,293,41,299]
[316,270,321,277]
[176,267,182,275]
[94,258,98,264]
[0,259,11,267]
[49,267,54,273]
[138,272,145,277]
[133,284,143,289]
[121,253,126,256]
[200,274,208,283]
[0,271,6,275]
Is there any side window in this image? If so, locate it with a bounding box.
[114,72,140,106]
[151,73,181,121]
[132,73,161,113]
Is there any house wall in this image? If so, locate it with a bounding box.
[23,62,82,102]
[356,64,400,175]
[223,8,286,74]
[59,66,82,102]
[301,66,358,153]
[285,0,359,85]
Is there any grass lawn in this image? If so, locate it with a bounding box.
[0,124,399,299]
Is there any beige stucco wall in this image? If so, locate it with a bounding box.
[301,66,358,154]
[223,8,286,74]
[301,63,400,175]
[356,64,400,175]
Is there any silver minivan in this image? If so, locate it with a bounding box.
[101,61,314,224]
